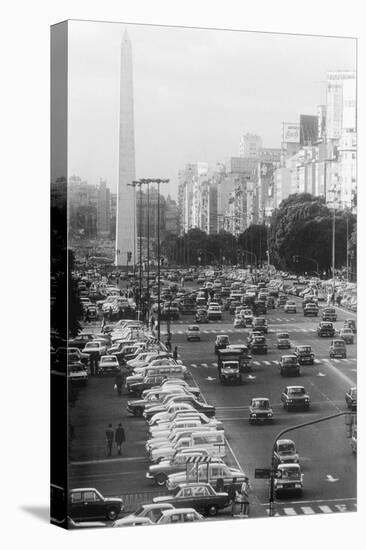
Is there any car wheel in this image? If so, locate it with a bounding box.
[207,504,218,517]
[106,507,119,521]
[155,472,167,486]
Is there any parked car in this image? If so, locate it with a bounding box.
[248,398,273,424]
[153,482,229,516]
[317,322,335,337]
[114,503,175,526]
[186,325,201,342]
[68,488,123,522]
[146,449,212,486]
[345,387,357,410]
[155,508,204,524]
[281,386,310,411]
[329,339,347,359]
[82,341,108,356]
[273,439,299,467]
[276,332,291,349]
[338,328,354,344]
[294,345,314,365]
[166,460,246,492]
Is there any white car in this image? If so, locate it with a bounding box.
[233,315,245,328]
[97,355,120,375]
[82,341,108,356]
[113,503,174,526]
[186,325,201,341]
[284,301,297,313]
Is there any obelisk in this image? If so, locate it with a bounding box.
[115,30,136,267]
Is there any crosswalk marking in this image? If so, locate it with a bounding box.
[301,506,315,515]
[191,364,198,368]
[314,359,320,363]
[335,504,347,513]
[318,505,333,513]
[212,362,218,367]
[341,359,348,362]
[263,361,270,365]
[284,508,297,516]
[201,363,208,368]
[271,361,278,364]
[333,359,340,363]
[253,361,260,365]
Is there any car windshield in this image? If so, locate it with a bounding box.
[102,357,117,362]
[189,327,199,331]
[288,388,305,395]
[278,443,295,453]
[333,341,344,347]
[283,356,296,363]
[86,343,99,349]
[299,347,310,353]
[280,467,300,479]
[278,334,289,339]
[253,400,269,409]
[218,337,229,343]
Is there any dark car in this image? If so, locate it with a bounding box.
[252,317,268,334]
[249,335,268,355]
[69,488,123,522]
[322,307,337,322]
[277,332,291,349]
[345,387,357,410]
[294,345,314,365]
[127,374,170,396]
[277,294,287,307]
[253,301,267,315]
[214,335,230,354]
[249,398,274,424]
[317,322,335,337]
[153,483,229,517]
[339,328,354,344]
[195,309,208,323]
[266,296,275,309]
[281,386,310,411]
[279,355,300,377]
[329,339,347,359]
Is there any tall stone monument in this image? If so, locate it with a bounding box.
[115,30,136,267]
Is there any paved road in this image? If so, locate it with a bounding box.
[70,290,356,518]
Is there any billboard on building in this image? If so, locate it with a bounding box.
[282,122,300,143]
[300,114,318,145]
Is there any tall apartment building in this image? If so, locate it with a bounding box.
[239,133,263,158]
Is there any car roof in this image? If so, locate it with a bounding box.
[177,482,212,489]
[252,397,269,401]
[277,438,295,445]
[286,385,305,390]
[160,508,200,516]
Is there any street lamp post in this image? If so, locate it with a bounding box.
[127,181,139,290]
[155,178,169,342]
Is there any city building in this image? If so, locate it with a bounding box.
[239,133,263,158]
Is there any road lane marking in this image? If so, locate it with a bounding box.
[263,361,270,365]
[253,361,260,365]
[191,364,198,368]
[326,474,339,482]
[301,507,315,515]
[212,362,218,367]
[201,363,209,368]
[335,504,348,512]
[283,508,296,515]
[318,505,333,513]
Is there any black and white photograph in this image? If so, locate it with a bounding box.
[50,18,358,530]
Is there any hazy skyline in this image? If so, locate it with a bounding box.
[68,21,356,199]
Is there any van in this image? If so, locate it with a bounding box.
[149,430,226,462]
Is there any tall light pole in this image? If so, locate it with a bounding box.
[127,181,138,288]
[154,178,169,342]
[140,179,151,326]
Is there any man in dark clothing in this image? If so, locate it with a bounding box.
[115,424,125,455]
[115,369,125,396]
[173,346,178,360]
[105,424,114,456]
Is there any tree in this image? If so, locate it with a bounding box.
[238,225,268,266]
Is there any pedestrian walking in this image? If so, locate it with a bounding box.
[105,424,114,457]
[165,338,172,353]
[227,478,237,516]
[115,423,126,455]
[115,369,125,396]
[236,477,250,517]
[173,346,178,360]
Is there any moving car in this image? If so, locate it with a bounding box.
[82,341,108,356]
[153,482,229,517]
[249,335,268,355]
[97,355,120,375]
[281,386,310,411]
[284,301,297,313]
[195,309,208,323]
[276,332,291,349]
[329,339,347,359]
[294,345,314,365]
[345,387,357,410]
[273,439,299,467]
[279,355,300,377]
[233,315,245,328]
[322,307,337,322]
[344,319,356,333]
[317,322,335,337]
[274,464,303,497]
[68,362,88,385]
[252,317,268,334]
[249,398,273,424]
[186,325,201,341]
[242,309,253,325]
[207,304,222,321]
[304,303,319,316]
[339,328,354,344]
[68,488,123,522]
[214,334,230,354]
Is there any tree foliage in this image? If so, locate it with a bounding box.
[237,225,268,265]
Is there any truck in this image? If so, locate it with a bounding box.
[217,348,252,383]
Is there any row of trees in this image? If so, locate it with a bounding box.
[161,193,356,276]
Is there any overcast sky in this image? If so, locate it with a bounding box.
[68,20,356,199]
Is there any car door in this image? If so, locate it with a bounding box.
[69,491,84,520]
[192,485,210,511]
[82,490,105,519]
